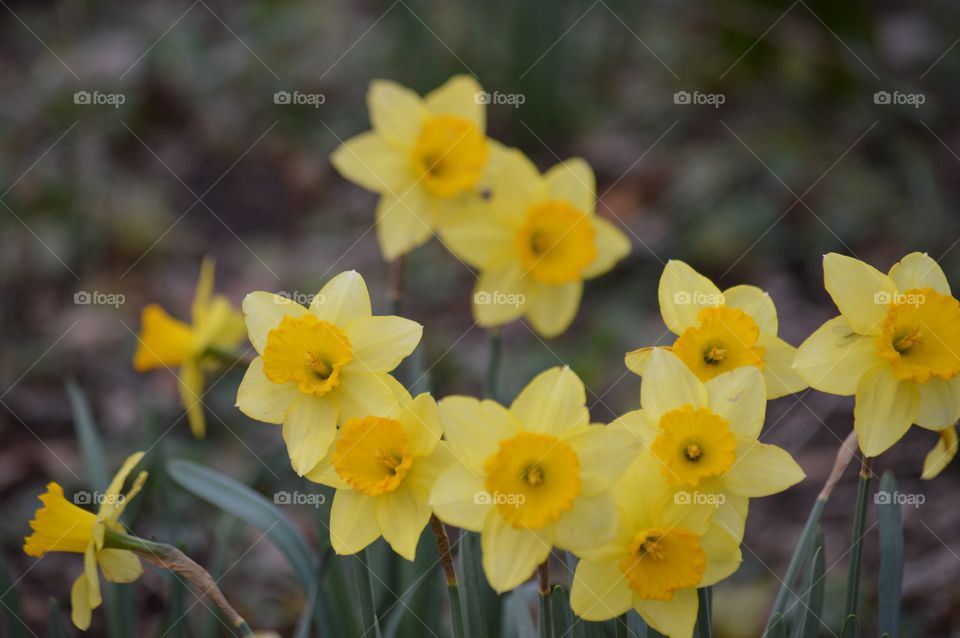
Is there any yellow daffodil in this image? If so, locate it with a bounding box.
[922,427,958,479]
[23,453,147,630]
[429,367,641,592]
[330,75,500,261]
[570,452,742,636]
[615,349,804,541]
[439,149,631,337]
[304,390,451,560]
[794,252,960,457]
[235,271,422,476]
[133,258,246,438]
[625,260,807,399]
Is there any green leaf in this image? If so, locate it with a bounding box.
[765,613,787,638]
[550,586,573,638]
[841,614,861,638]
[353,551,383,638]
[798,542,825,638]
[844,469,872,618]
[460,531,492,638]
[46,598,69,638]
[695,587,712,637]
[877,472,903,638]
[764,498,826,634]
[0,557,28,638]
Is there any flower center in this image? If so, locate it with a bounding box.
[514,200,597,284]
[332,417,413,496]
[619,527,706,601]
[261,314,353,396]
[671,306,765,382]
[651,406,737,487]
[483,432,581,529]
[411,115,489,198]
[23,483,99,557]
[876,288,960,383]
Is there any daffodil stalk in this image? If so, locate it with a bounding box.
[486,328,502,402]
[100,528,254,637]
[537,561,553,638]
[843,457,873,619]
[353,550,382,638]
[429,515,465,638]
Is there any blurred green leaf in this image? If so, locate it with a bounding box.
[841,614,861,638]
[797,542,825,638]
[46,598,69,638]
[460,532,492,638]
[766,613,787,638]
[0,557,28,638]
[877,472,903,638]
[550,586,573,638]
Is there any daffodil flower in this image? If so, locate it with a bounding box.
[235,271,422,476]
[133,258,246,437]
[625,260,807,399]
[439,149,631,337]
[614,349,805,541]
[331,75,500,261]
[23,453,147,630]
[569,453,742,636]
[429,367,641,592]
[304,390,451,560]
[922,426,958,479]
[794,252,960,457]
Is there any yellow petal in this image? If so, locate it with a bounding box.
[658,260,723,334]
[403,444,452,497]
[330,131,412,194]
[70,573,93,630]
[82,545,101,610]
[429,463,491,532]
[191,256,215,326]
[100,453,145,520]
[374,186,435,261]
[608,409,658,447]
[713,494,748,542]
[757,334,807,399]
[922,427,958,480]
[133,304,196,371]
[641,349,708,422]
[197,296,246,352]
[335,371,408,422]
[423,74,485,131]
[794,316,879,395]
[242,292,307,354]
[367,79,427,148]
[543,158,595,212]
[376,482,431,561]
[823,253,897,335]
[570,559,632,621]
[624,346,655,377]
[525,281,582,338]
[565,425,642,495]
[311,271,373,326]
[330,490,380,555]
[236,357,300,424]
[437,204,516,270]
[344,315,422,373]
[721,284,778,334]
[282,395,338,476]
[888,252,950,295]
[98,549,142,583]
[486,148,546,220]
[177,361,206,438]
[481,513,552,593]
[510,366,588,436]
[582,217,630,279]
[724,436,805,497]
[437,396,519,473]
[554,493,617,551]
[473,261,528,328]
[704,367,766,438]
[854,365,919,457]
[915,377,960,430]
[699,524,742,586]
[398,393,442,457]
[635,587,698,638]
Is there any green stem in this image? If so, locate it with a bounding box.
[485,329,502,401]
[844,458,872,618]
[388,255,405,316]
[696,587,712,637]
[615,614,628,638]
[537,561,553,638]
[430,516,465,638]
[353,550,383,638]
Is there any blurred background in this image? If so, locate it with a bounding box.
[3,0,960,635]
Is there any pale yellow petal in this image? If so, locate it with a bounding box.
[888,252,950,295]
[311,270,372,326]
[98,549,142,583]
[367,79,427,148]
[543,158,595,212]
[757,334,807,399]
[823,253,897,335]
[705,366,766,438]
[915,377,960,430]
[438,396,520,473]
[699,524,742,586]
[724,436,805,497]
[403,444,452,497]
[624,346,654,377]
[70,574,93,630]
[794,316,880,395]
[608,409,658,447]
[582,217,630,279]
[635,587,698,638]
[712,494,748,542]
[922,427,958,480]
[721,284,778,334]
[641,349,708,421]
[658,260,723,333]
[330,131,412,194]
[423,74,485,131]
[473,261,528,328]
[235,357,300,424]
[242,292,308,354]
[525,281,582,338]
[566,425,642,495]
[303,448,351,489]
[375,187,435,261]
[335,372,408,422]
[376,482,431,561]
[191,256,215,326]
[177,361,206,438]
[282,395,338,476]
[330,490,380,555]
[510,366,588,436]
[398,393,442,457]
[570,559,632,621]
[554,492,617,551]
[429,463,491,532]
[481,513,552,593]
[437,206,516,270]
[101,452,145,514]
[854,365,919,457]
[345,315,422,373]
[486,148,547,221]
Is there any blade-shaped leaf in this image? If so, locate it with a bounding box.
[877,472,903,638]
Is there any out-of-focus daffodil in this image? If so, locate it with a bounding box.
[625,260,806,399]
[331,75,500,260]
[235,271,421,476]
[440,149,630,337]
[305,391,451,560]
[133,258,246,437]
[922,427,958,479]
[795,252,960,457]
[23,453,147,630]
[429,367,641,592]
[569,452,742,636]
